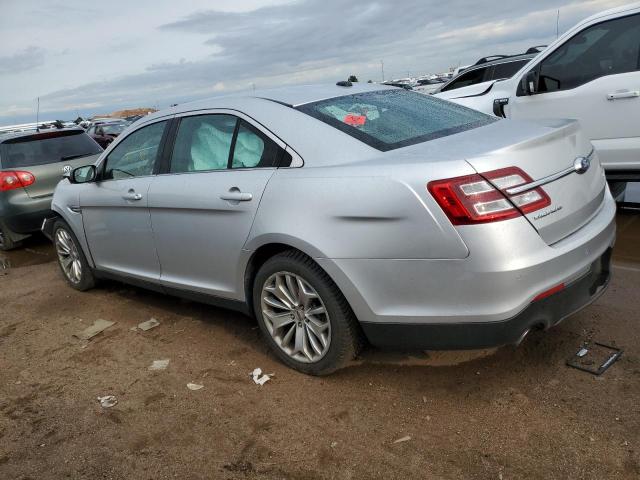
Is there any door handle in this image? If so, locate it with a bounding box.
[123,189,143,201]
[220,187,253,202]
[607,90,640,100]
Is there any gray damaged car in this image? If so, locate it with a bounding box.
[44,84,616,375]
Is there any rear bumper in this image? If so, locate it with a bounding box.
[4,208,52,234]
[0,190,53,234]
[361,248,611,350]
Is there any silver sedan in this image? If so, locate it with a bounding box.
[44,83,616,375]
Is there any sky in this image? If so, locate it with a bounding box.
[0,0,630,126]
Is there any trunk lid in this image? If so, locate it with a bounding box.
[463,118,606,244]
[0,130,102,199]
[22,153,101,198]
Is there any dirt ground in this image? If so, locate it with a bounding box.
[1,210,639,480]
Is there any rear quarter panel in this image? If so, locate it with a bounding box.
[246,162,472,260]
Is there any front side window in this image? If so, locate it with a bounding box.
[170,115,236,173]
[296,90,495,152]
[538,13,640,92]
[103,121,166,180]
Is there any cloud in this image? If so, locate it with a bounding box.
[1,0,629,122]
[0,46,45,74]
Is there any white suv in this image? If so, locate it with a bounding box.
[435,3,640,181]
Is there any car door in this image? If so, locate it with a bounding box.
[148,112,288,299]
[509,12,640,171]
[80,119,169,281]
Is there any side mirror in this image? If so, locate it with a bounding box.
[523,69,538,95]
[70,165,97,184]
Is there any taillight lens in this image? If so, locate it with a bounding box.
[0,171,36,192]
[428,167,550,225]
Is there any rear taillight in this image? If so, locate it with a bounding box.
[428,167,550,225]
[0,171,36,192]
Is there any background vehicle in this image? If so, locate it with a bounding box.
[86,122,129,148]
[413,77,447,94]
[45,84,615,375]
[0,128,102,250]
[435,48,545,96]
[435,3,640,181]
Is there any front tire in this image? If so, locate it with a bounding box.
[252,250,362,375]
[53,220,95,291]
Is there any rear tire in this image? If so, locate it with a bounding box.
[53,220,95,291]
[0,222,22,251]
[252,250,362,375]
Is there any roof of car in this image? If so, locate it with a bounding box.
[136,83,396,126]
[470,52,538,69]
[0,126,85,143]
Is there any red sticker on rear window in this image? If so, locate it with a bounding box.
[343,114,366,126]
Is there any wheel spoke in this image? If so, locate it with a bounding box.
[274,275,296,308]
[306,324,324,354]
[71,261,81,282]
[297,277,317,308]
[294,324,305,354]
[264,310,295,330]
[281,323,296,346]
[284,274,300,306]
[306,305,326,316]
[306,319,328,347]
[263,295,290,311]
[61,256,73,269]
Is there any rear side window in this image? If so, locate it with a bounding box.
[0,130,102,169]
[296,90,496,151]
[491,59,529,80]
[440,67,491,92]
[231,121,281,169]
[169,114,283,173]
[171,115,236,173]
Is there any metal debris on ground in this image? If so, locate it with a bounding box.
[97,395,118,408]
[187,383,204,391]
[566,342,623,376]
[149,359,170,371]
[392,436,412,444]
[136,318,160,331]
[250,368,272,386]
[74,319,115,341]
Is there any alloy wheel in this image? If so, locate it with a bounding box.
[260,271,331,363]
[55,229,82,284]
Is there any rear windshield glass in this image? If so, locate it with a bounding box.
[0,130,102,168]
[296,90,496,151]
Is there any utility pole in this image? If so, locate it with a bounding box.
[36,97,40,131]
[556,9,560,39]
[381,60,385,82]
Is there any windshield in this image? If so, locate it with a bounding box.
[0,130,102,168]
[101,124,127,135]
[296,89,496,151]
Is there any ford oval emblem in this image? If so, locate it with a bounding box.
[574,156,591,174]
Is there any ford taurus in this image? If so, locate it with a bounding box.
[43,84,615,375]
